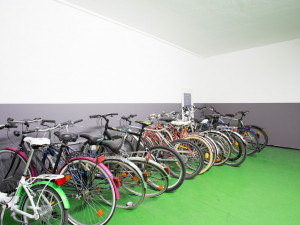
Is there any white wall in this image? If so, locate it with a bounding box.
[193,39,300,103]
[1,0,299,104]
[0,0,200,103]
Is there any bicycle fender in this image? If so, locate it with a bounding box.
[19,181,70,209]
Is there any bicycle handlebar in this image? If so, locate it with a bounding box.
[7,118,42,125]
[0,123,18,130]
[90,113,118,119]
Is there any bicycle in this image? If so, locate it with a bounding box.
[0,121,69,225]
[3,118,119,225]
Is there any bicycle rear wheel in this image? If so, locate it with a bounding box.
[59,158,117,225]
[148,145,186,192]
[103,156,146,209]
[224,131,247,167]
[246,125,268,151]
[171,138,204,178]
[237,128,259,156]
[129,157,169,198]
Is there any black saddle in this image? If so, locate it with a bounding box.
[135,121,153,127]
[54,131,78,142]
[80,133,103,145]
[101,138,123,154]
[159,117,174,123]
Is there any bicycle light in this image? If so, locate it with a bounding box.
[55,177,66,186]
[55,175,70,186]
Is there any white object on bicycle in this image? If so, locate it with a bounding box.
[24,137,50,146]
[201,119,209,124]
[171,120,192,126]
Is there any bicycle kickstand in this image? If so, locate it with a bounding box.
[0,205,6,225]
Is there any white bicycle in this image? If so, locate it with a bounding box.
[0,122,69,225]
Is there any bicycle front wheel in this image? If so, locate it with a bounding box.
[20,184,68,225]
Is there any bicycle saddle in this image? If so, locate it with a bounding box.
[101,138,123,154]
[170,120,191,127]
[80,133,103,145]
[225,114,235,117]
[54,131,78,142]
[159,117,174,122]
[135,121,153,127]
[24,137,50,146]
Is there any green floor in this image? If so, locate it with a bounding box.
[4,146,300,225]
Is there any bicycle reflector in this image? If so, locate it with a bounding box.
[257,132,261,138]
[233,128,237,132]
[164,165,170,175]
[97,209,103,218]
[146,152,151,162]
[143,172,149,182]
[113,177,120,188]
[97,155,105,163]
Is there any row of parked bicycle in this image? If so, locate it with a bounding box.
[0,105,268,225]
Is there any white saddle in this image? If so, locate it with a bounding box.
[24,137,50,146]
[171,120,192,127]
[201,119,209,124]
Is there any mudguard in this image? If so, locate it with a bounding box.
[18,181,70,209]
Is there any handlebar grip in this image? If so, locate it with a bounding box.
[107,113,118,116]
[42,119,56,124]
[22,129,37,134]
[7,117,14,122]
[89,115,100,118]
[60,121,71,126]
[129,114,137,118]
[33,118,42,120]
[73,119,83,124]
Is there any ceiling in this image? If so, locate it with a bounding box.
[59,0,300,57]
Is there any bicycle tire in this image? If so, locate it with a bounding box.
[246,125,268,151]
[181,136,213,175]
[171,138,204,178]
[128,157,169,198]
[20,184,68,225]
[237,127,259,156]
[148,145,186,192]
[205,131,232,165]
[58,157,117,225]
[224,131,247,167]
[102,156,146,209]
[0,148,35,194]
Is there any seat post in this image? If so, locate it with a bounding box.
[53,144,65,174]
